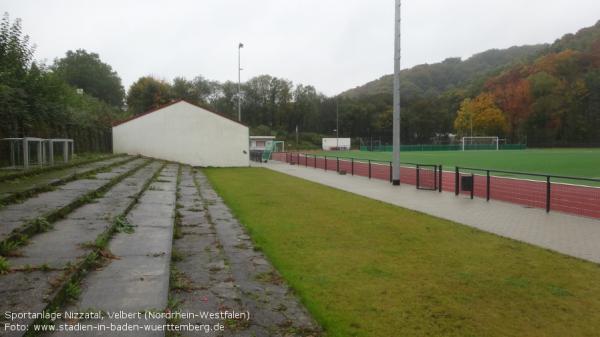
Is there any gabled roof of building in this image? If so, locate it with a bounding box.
[112,99,247,128]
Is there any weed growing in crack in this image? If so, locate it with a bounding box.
[173,225,183,240]
[64,281,81,302]
[114,216,135,234]
[0,240,21,255]
[32,217,52,232]
[14,263,58,273]
[171,249,184,262]
[0,256,10,274]
[255,271,284,285]
[166,295,183,326]
[173,210,183,240]
[169,266,193,292]
[224,318,251,331]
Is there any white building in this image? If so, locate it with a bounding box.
[112,100,249,167]
[249,136,276,151]
[322,138,351,151]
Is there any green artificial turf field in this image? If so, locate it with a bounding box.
[313,148,600,178]
[205,167,600,337]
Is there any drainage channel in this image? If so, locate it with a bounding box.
[41,163,179,337]
[0,155,137,206]
[0,161,164,337]
[167,168,321,336]
[0,158,149,244]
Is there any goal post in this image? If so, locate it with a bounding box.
[461,136,499,151]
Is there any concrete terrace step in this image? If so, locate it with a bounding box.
[0,158,148,243]
[178,169,319,336]
[0,161,163,337]
[48,164,179,337]
[0,155,135,203]
[170,166,243,336]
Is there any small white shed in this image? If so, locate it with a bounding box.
[322,138,351,151]
[249,136,276,151]
[112,100,249,167]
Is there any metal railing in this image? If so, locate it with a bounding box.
[454,166,600,216]
[272,152,600,219]
[280,152,442,191]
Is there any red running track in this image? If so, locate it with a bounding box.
[270,152,600,219]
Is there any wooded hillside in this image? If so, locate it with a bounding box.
[1,11,599,151]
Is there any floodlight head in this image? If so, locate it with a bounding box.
[239,43,244,48]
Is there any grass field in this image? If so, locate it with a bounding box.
[205,167,600,337]
[313,149,600,178]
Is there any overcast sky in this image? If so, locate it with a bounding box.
[4,0,600,96]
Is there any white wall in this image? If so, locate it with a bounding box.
[113,101,249,167]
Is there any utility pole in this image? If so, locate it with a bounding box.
[392,0,401,185]
[238,42,244,122]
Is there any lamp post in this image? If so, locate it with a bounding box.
[392,0,401,185]
[238,42,244,122]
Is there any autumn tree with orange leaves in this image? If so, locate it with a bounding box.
[454,93,508,137]
[484,67,533,140]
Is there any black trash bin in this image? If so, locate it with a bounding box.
[461,175,474,199]
[461,175,473,191]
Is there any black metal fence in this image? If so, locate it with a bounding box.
[454,166,600,217]
[272,152,600,219]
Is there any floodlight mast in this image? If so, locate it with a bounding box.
[336,99,339,149]
[238,42,244,122]
[392,0,401,185]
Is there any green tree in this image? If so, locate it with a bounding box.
[0,12,34,137]
[584,70,600,141]
[171,76,196,103]
[53,49,125,107]
[126,76,172,115]
[211,80,238,119]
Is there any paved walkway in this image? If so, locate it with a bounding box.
[259,161,600,264]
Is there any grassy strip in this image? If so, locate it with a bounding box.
[205,167,600,337]
[0,155,138,207]
[173,166,184,241]
[0,159,152,256]
[23,161,166,337]
[166,164,184,337]
[0,153,124,183]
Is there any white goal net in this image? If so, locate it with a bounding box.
[461,136,499,151]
